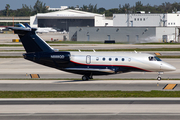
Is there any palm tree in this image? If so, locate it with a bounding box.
[5,4,10,17]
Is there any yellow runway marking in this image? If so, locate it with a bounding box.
[154,53,161,56]
[163,84,177,90]
[30,74,40,78]
[12,39,20,42]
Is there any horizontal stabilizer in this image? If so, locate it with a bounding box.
[7,26,31,31]
[7,27,35,36]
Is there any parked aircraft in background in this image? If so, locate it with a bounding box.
[14,23,26,28]
[36,27,57,33]
[15,23,57,33]
[7,24,176,81]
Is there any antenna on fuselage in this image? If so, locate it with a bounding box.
[134,50,137,53]
[78,49,81,52]
[93,49,96,52]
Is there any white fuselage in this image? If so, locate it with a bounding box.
[69,51,176,72]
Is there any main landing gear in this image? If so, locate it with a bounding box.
[82,75,93,81]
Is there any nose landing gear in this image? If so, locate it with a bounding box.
[157,76,161,81]
[157,72,163,81]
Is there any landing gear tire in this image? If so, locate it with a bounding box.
[157,72,162,81]
[82,75,89,81]
[157,77,161,81]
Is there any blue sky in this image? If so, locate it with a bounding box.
[0,0,179,10]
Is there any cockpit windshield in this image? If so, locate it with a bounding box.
[148,56,162,61]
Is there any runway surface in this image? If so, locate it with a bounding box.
[1,98,180,120]
[0,56,179,119]
[2,42,180,50]
[0,80,179,91]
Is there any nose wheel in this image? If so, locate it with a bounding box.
[157,76,161,81]
[157,72,162,81]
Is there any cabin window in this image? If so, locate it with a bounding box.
[109,58,112,61]
[149,57,155,61]
[149,56,161,61]
[122,58,125,61]
[115,58,118,61]
[154,56,161,61]
[96,57,99,61]
[102,58,105,61]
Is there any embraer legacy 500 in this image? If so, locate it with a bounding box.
[7,25,176,81]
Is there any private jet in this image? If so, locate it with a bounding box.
[15,23,57,33]
[7,25,176,81]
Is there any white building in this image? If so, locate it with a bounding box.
[69,26,178,43]
[30,9,113,31]
[47,6,68,11]
[167,13,180,26]
[113,13,180,27]
[112,13,180,42]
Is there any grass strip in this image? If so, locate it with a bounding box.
[0,56,23,58]
[0,44,22,47]
[46,41,105,44]
[158,56,180,58]
[56,48,180,51]
[137,42,180,45]
[1,46,180,51]
[1,91,180,98]
[1,42,180,46]
[0,50,25,52]
[92,48,180,51]
[46,41,180,45]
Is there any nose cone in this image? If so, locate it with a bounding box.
[161,62,176,71]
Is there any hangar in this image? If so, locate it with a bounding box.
[30,9,113,31]
[69,27,179,43]
[30,9,180,43]
[69,12,180,43]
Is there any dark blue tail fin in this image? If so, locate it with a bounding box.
[7,26,54,53]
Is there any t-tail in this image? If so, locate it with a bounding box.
[7,25,54,53]
[7,24,70,69]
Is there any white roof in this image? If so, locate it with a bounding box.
[37,9,103,19]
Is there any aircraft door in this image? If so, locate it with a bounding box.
[86,55,91,64]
